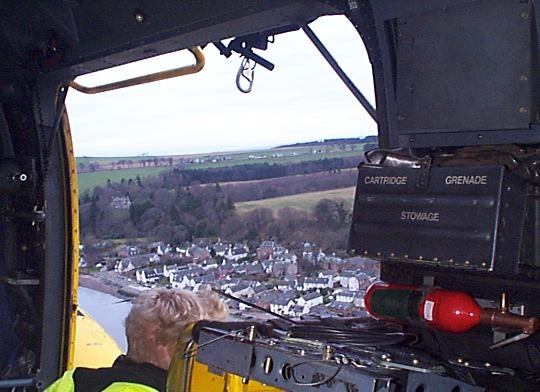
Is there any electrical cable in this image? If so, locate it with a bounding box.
[212,288,298,325]
[290,360,342,387]
[288,325,414,347]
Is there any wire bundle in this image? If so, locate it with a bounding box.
[288,322,413,347]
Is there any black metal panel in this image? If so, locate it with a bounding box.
[248,344,397,392]
[0,0,343,80]
[196,330,254,378]
[396,0,532,134]
[349,165,528,273]
[407,372,484,392]
[399,127,540,148]
[368,0,540,148]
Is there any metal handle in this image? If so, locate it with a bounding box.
[69,47,205,94]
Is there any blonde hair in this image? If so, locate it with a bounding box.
[195,290,228,320]
[124,288,227,369]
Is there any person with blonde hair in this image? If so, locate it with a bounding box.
[45,288,227,392]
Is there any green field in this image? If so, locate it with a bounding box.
[194,148,362,168]
[235,187,356,215]
[78,167,168,194]
[76,143,366,193]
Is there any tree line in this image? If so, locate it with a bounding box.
[79,158,359,252]
[159,156,360,186]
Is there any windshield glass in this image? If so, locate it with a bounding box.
[67,15,378,349]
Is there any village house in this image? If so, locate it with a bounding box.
[217,278,241,290]
[302,277,332,291]
[115,253,160,273]
[79,256,88,268]
[148,241,167,255]
[270,297,296,316]
[224,243,249,261]
[276,280,295,291]
[170,273,192,289]
[187,245,211,262]
[193,274,217,291]
[276,251,297,264]
[302,242,314,262]
[341,256,380,277]
[225,283,252,298]
[338,270,357,288]
[302,244,326,265]
[163,264,178,277]
[167,264,205,287]
[289,305,305,318]
[261,260,274,274]
[322,255,344,271]
[245,263,264,276]
[318,270,338,285]
[335,290,356,303]
[257,240,275,260]
[327,300,354,315]
[297,292,323,313]
[110,194,132,209]
[136,268,164,285]
[210,243,229,257]
[348,272,371,291]
[202,259,219,271]
[271,261,298,278]
[233,263,247,274]
[116,244,139,258]
[308,304,337,319]
[253,291,282,310]
[252,284,268,296]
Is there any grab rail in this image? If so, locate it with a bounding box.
[69,47,205,94]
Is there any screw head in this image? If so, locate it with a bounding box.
[134,12,145,23]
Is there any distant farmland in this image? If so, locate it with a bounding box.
[235,187,356,215]
[78,167,167,194]
[77,143,366,193]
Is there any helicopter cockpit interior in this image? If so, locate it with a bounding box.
[0,1,539,391]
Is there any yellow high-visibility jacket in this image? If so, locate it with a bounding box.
[45,356,166,392]
[45,370,159,392]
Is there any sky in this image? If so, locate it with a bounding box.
[66,15,377,157]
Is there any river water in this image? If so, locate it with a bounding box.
[78,287,132,352]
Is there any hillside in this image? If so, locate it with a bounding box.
[77,142,366,193]
[235,187,356,215]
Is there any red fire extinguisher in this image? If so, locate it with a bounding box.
[364,282,538,335]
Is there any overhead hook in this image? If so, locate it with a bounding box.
[236,56,256,93]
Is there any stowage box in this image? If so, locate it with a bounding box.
[348,165,527,274]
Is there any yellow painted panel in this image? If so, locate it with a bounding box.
[73,308,123,368]
[190,362,282,392]
[63,112,80,370]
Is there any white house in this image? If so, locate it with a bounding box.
[302,277,331,291]
[202,259,218,271]
[297,292,323,312]
[170,274,192,289]
[163,264,178,277]
[338,270,357,288]
[335,291,356,303]
[319,270,338,285]
[136,268,163,284]
[225,284,252,297]
[270,297,295,315]
[225,244,249,261]
[347,272,371,291]
[115,253,160,273]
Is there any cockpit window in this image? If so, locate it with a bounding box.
[67,15,378,340]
